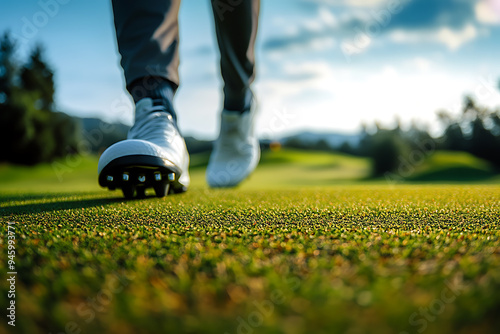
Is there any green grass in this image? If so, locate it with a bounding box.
[2,149,495,194]
[0,150,499,334]
[408,151,498,182]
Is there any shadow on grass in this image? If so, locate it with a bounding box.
[0,193,66,204]
[0,193,148,217]
[408,166,497,182]
[361,166,498,184]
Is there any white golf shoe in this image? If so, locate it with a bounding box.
[98,98,190,198]
[206,103,260,188]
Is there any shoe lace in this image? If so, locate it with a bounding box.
[130,105,177,144]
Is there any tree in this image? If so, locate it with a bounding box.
[437,95,500,168]
[442,123,467,151]
[367,129,409,176]
[0,32,17,103]
[0,31,80,165]
[468,119,500,167]
[20,44,55,110]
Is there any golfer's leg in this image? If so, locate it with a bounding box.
[206,0,260,188]
[211,0,260,111]
[112,0,181,92]
[100,0,190,198]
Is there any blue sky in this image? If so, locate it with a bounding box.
[2,0,500,139]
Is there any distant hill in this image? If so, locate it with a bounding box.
[76,117,213,155]
[76,117,361,155]
[280,131,361,150]
[77,118,130,154]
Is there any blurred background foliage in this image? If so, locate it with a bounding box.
[0,31,79,165]
[360,96,500,177]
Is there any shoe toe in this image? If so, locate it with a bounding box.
[206,146,260,188]
[98,139,168,175]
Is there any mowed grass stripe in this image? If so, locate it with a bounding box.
[0,185,499,333]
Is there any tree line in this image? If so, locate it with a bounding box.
[353,95,500,176]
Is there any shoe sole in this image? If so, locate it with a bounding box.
[98,155,187,199]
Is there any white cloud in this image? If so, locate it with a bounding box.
[267,0,482,58]
[251,59,497,137]
[173,52,500,139]
[310,36,337,50]
[475,0,500,25]
[389,24,478,50]
[318,6,339,27]
[412,57,432,72]
[344,0,387,7]
[436,24,478,50]
[266,7,339,56]
[282,61,335,79]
